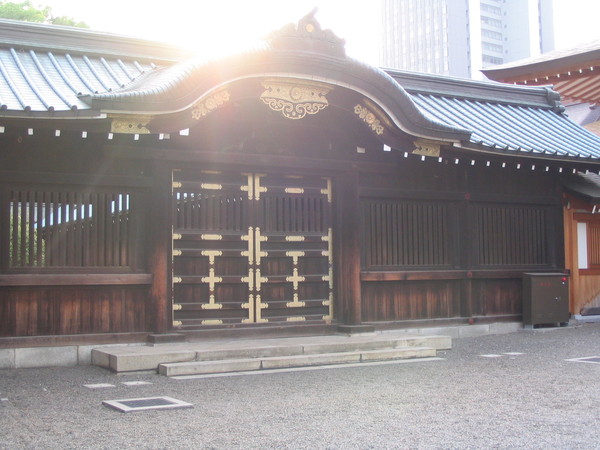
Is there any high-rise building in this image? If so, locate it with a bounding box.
[380,0,555,78]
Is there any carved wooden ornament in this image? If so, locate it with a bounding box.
[260,80,331,119]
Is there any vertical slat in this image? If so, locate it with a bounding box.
[198,192,204,230]
[400,202,407,266]
[192,192,198,230]
[98,191,106,266]
[218,194,225,231]
[48,191,55,266]
[59,191,67,266]
[114,194,121,266]
[68,192,76,266]
[115,194,122,266]
[426,203,433,265]
[412,203,420,266]
[123,193,130,266]
[26,191,35,266]
[391,202,397,266]
[82,192,90,267]
[90,192,99,266]
[182,190,189,230]
[35,192,43,267]
[17,191,25,266]
[43,191,51,267]
[9,191,16,266]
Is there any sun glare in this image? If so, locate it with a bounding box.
[40,0,379,62]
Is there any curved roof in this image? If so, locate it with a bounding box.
[80,12,469,143]
[1,15,600,163]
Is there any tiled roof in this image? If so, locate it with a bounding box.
[2,18,600,163]
[0,18,189,117]
[388,70,600,161]
[410,93,600,159]
[0,47,155,115]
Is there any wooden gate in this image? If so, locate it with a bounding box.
[171,170,333,328]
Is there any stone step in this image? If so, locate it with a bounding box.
[92,334,451,373]
[158,346,437,376]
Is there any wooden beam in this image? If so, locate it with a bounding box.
[361,271,466,281]
[0,274,152,286]
[360,269,547,282]
[0,170,151,187]
[104,144,405,175]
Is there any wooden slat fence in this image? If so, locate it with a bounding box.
[4,187,134,270]
[362,199,454,268]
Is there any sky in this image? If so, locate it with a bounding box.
[35,0,600,65]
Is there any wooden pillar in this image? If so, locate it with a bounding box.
[563,202,578,314]
[336,170,363,325]
[147,164,171,334]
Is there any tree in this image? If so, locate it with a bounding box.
[0,1,88,28]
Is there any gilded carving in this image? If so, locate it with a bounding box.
[321,178,332,203]
[354,104,384,135]
[413,139,442,158]
[260,80,331,119]
[191,90,230,120]
[200,250,223,310]
[110,115,152,134]
[285,187,304,194]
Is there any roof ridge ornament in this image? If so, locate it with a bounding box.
[268,7,346,58]
[544,87,566,113]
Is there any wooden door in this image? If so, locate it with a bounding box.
[171,170,332,328]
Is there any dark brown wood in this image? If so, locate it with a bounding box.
[336,171,362,325]
[470,279,522,316]
[0,285,150,337]
[147,164,171,334]
[361,280,461,322]
[0,274,152,286]
[0,96,569,339]
[362,199,455,269]
[361,271,466,281]
[171,171,333,327]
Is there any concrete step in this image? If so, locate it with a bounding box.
[158,346,437,376]
[92,333,451,373]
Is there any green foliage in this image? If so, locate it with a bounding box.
[50,15,88,28]
[0,1,88,28]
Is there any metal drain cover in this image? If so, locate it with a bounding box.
[566,356,600,364]
[103,396,193,413]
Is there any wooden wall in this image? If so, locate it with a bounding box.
[0,117,568,337]
[0,284,150,337]
[0,129,155,338]
[358,157,563,324]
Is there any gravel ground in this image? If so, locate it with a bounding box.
[1,323,600,449]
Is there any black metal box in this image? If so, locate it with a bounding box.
[522,273,569,326]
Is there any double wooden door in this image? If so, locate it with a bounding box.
[171,170,333,327]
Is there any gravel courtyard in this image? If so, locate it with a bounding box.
[2,323,600,449]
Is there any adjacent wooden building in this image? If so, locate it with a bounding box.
[2,14,600,344]
[484,42,600,317]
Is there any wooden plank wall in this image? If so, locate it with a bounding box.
[358,158,563,323]
[362,280,460,321]
[0,285,150,337]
